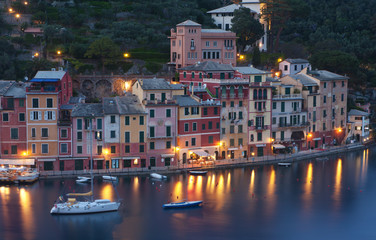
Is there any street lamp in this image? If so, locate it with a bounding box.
[277,58,283,63]
[123,53,130,58]
[57,50,61,55]
[9,8,13,13]
[15,13,20,19]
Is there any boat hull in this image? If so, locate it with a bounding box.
[103,176,117,181]
[189,171,208,175]
[50,200,120,215]
[163,201,203,209]
[150,173,167,179]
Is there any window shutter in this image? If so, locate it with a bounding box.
[44,111,48,120]
[52,111,56,120]
[38,111,42,120]
[30,111,34,120]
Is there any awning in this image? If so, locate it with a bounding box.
[30,78,59,82]
[313,138,321,141]
[228,148,238,151]
[93,158,105,161]
[122,157,140,160]
[291,131,304,140]
[37,158,56,162]
[191,150,211,157]
[0,159,35,165]
[59,157,87,161]
[272,144,286,149]
[256,144,266,147]
[161,154,174,158]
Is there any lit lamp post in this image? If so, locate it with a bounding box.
[103,149,109,169]
[307,133,312,150]
[9,8,14,13]
[251,152,255,162]
[123,53,130,58]
[218,141,223,159]
[174,147,180,169]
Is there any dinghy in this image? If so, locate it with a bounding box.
[163,200,203,209]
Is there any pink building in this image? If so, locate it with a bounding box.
[132,78,184,167]
[169,20,237,69]
[71,103,106,170]
[0,81,29,165]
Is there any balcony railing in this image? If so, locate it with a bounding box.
[255,108,267,112]
[278,122,310,128]
[273,94,303,99]
[201,99,221,106]
[203,78,249,84]
[190,46,196,50]
[255,125,269,130]
[226,46,234,50]
[229,93,236,98]
[27,86,60,93]
[147,135,173,139]
[58,119,72,126]
[143,99,177,105]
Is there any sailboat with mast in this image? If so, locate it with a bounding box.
[51,116,121,214]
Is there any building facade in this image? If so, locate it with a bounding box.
[169,20,237,69]
[279,59,311,77]
[207,1,267,52]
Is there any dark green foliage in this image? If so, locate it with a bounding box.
[232,7,264,52]
[145,61,162,74]
[252,47,261,66]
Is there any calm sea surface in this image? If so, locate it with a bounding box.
[1,147,376,240]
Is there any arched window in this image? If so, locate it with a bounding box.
[253,89,257,100]
[199,73,202,79]
[192,72,195,79]
[230,86,235,97]
[258,89,262,99]
[263,89,267,99]
[239,86,243,97]
[222,86,226,96]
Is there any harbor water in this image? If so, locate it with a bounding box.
[0,147,375,240]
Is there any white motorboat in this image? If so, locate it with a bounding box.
[102,176,117,181]
[278,162,291,167]
[150,173,167,179]
[51,120,121,215]
[76,176,91,183]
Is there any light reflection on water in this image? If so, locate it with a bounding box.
[1,147,376,240]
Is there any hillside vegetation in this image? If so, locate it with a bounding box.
[0,0,375,87]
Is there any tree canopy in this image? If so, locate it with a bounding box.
[231,7,264,52]
[85,37,121,72]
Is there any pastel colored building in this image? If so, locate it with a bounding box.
[271,83,308,152]
[207,1,267,52]
[117,95,147,169]
[132,78,184,167]
[26,70,72,171]
[279,59,311,77]
[247,69,273,157]
[71,103,105,170]
[0,81,29,165]
[280,69,348,148]
[347,109,370,143]
[169,20,237,69]
[103,98,121,167]
[174,95,221,163]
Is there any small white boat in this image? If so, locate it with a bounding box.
[102,176,117,181]
[76,176,91,183]
[189,171,208,175]
[163,200,203,209]
[51,198,120,214]
[278,162,291,167]
[150,173,167,179]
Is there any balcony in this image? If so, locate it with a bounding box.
[250,82,271,87]
[255,125,269,130]
[190,46,196,50]
[27,86,60,93]
[278,122,310,128]
[58,119,72,126]
[255,108,267,112]
[143,99,177,105]
[201,99,221,106]
[192,86,207,92]
[147,135,173,139]
[273,94,303,100]
[203,78,249,84]
[226,46,234,50]
[229,93,236,98]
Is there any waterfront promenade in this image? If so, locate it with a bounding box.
[39,142,371,179]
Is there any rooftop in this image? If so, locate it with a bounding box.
[138,78,184,90]
[235,66,271,75]
[72,103,103,117]
[201,29,232,33]
[179,61,234,71]
[290,74,318,86]
[33,70,66,80]
[116,96,146,115]
[308,70,348,81]
[207,4,257,14]
[173,95,200,107]
[103,98,119,114]
[177,20,201,27]
[283,58,310,64]
[4,82,27,98]
[348,109,370,117]
[0,81,16,96]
